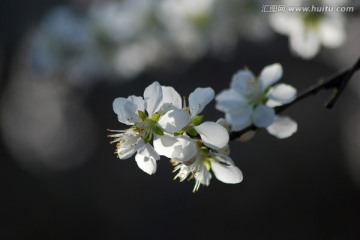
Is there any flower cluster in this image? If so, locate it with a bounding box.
[109,63,297,192]
[109,82,242,192]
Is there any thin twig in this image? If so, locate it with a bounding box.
[230,57,360,140]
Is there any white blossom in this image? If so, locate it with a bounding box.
[269,0,346,59]
[216,63,298,139]
[173,143,242,192]
[154,86,229,161]
[109,82,166,174]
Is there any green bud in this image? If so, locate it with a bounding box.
[138,110,147,121]
[191,115,204,126]
[153,126,164,136]
[186,127,198,137]
[204,159,211,171]
[150,113,160,122]
[237,130,257,142]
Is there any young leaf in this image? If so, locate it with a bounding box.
[153,126,164,136]
[150,113,160,122]
[138,110,147,121]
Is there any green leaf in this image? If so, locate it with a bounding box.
[150,113,160,122]
[186,127,198,137]
[191,115,204,126]
[138,110,147,121]
[153,126,164,136]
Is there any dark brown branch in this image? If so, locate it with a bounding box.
[230,57,360,140]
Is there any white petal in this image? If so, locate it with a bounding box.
[210,152,234,164]
[127,95,145,113]
[113,97,140,125]
[144,81,163,116]
[319,16,345,48]
[194,122,229,150]
[135,154,157,175]
[118,147,137,159]
[135,143,159,175]
[211,156,243,184]
[117,136,144,159]
[252,104,275,128]
[269,13,297,35]
[259,63,283,90]
[210,152,243,183]
[267,84,297,106]
[157,109,190,133]
[153,134,179,159]
[174,135,197,162]
[289,28,320,59]
[215,89,247,113]
[137,143,160,160]
[189,87,215,117]
[267,116,298,139]
[230,70,257,96]
[153,134,197,161]
[216,118,230,132]
[160,86,182,112]
[225,105,253,131]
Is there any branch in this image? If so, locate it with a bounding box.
[230,57,360,140]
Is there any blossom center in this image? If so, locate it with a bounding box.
[245,79,266,106]
[133,119,155,139]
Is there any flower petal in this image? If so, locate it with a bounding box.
[118,146,137,159]
[160,86,182,112]
[153,134,197,161]
[194,122,229,150]
[252,104,275,128]
[135,143,159,175]
[267,115,298,139]
[289,28,320,59]
[153,134,179,159]
[117,135,144,159]
[144,81,163,116]
[174,135,197,162]
[189,87,215,117]
[319,16,345,48]
[113,97,140,125]
[211,154,243,184]
[157,109,191,133]
[127,95,145,112]
[215,89,247,113]
[225,105,253,131]
[230,70,257,96]
[216,118,230,132]
[267,84,297,107]
[259,63,283,90]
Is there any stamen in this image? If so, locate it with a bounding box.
[182,96,187,109]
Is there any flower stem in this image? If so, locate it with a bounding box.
[230,57,360,141]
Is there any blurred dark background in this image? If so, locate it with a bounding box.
[1,0,360,239]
